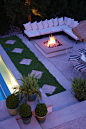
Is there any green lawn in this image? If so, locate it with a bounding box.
[0,35,66,96]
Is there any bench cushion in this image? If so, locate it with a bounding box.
[24,30,40,38]
[59,25,70,29]
[63,28,79,40]
[50,26,62,33]
[38,28,52,35]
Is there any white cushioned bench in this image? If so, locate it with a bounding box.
[23,17,79,42]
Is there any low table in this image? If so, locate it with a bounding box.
[34,36,73,58]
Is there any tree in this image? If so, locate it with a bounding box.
[3,0,31,28]
[0,0,10,35]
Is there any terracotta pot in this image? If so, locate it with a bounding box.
[36,115,46,124]
[7,107,18,116]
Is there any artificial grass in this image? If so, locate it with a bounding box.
[0,35,66,96]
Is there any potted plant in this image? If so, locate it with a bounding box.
[70,76,86,101]
[6,94,19,116]
[14,73,41,102]
[35,103,48,123]
[19,103,32,124]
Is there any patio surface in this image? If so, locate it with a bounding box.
[0,33,86,128]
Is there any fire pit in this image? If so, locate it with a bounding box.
[43,34,62,48]
[34,35,73,58]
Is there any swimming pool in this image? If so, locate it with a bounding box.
[0,55,19,101]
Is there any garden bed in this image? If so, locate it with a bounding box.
[0,35,65,96]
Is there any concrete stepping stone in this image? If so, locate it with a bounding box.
[19,58,32,65]
[5,40,16,44]
[11,48,23,53]
[30,70,43,79]
[42,84,56,94]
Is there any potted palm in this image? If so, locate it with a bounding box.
[6,94,19,116]
[14,73,41,102]
[19,103,32,124]
[35,103,48,123]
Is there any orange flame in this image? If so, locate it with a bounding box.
[47,34,56,47]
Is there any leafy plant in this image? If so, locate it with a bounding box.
[6,94,19,109]
[35,103,47,117]
[13,73,41,101]
[70,76,86,101]
[19,103,32,118]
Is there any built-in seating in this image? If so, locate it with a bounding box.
[23,17,79,42]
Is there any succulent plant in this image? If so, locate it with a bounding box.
[6,94,19,109]
[35,103,48,117]
[19,103,32,118]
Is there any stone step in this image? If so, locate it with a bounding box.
[0,117,20,129]
[40,100,86,129]
[17,115,42,129]
[27,88,53,116]
[48,91,78,112]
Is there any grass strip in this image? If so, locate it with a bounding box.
[0,35,66,96]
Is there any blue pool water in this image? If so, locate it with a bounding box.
[0,89,5,101]
[0,73,11,101]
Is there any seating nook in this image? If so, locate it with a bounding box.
[23,17,79,43]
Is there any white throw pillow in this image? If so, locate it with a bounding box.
[64,17,67,25]
[37,21,44,29]
[47,18,53,27]
[72,21,79,28]
[53,17,58,26]
[23,22,32,31]
[70,19,74,28]
[31,21,38,30]
[58,17,64,26]
[42,19,49,28]
[70,21,79,28]
[66,18,72,26]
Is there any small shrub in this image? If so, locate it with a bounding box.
[35,103,47,117]
[70,76,86,101]
[19,103,32,118]
[6,94,19,109]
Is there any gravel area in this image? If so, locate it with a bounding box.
[47,34,86,82]
[51,116,86,129]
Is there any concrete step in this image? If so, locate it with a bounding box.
[17,115,42,129]
[48,91,78,112]
[27,88,53,116]
[0,117,20,129]
[40,100,86,129]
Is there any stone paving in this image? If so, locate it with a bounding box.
[11,48,23,53]
[42,84,56,94]
[5,40,16,44]
[30,70,43,79]
[19,58,32,65]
